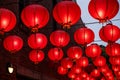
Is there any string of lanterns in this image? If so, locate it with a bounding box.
[0,0,120,80]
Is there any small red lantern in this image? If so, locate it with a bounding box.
[61,58,73,69]
[3,35,23,53]
[109,56,120,65]
[29,50,44,64]
[67,46,82,60]
[48,47,64,61]
[74,74,82,80]
[74,27,94,45]
[112,65,120,72]
[99,24,120,43]
[21,4,49,32]
[88,0,119,22]
[53,1,81,28]
[0,8,16,34]
[28,33,47,49]
[50,30,70,47]
[85,44,101,58]
[57,66,68,75]
[71,65,81,74]
[68,70,76,79]
[90,69,100,77]
[76,57,89,67]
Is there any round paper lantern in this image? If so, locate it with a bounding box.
[105,43,120,56]
[29,50,44,64]
[88,0,119,22]
[68,70,76,79]
[50,30,70,47]
[99,24,120,43]
[3,35,23,53]
[61,58,73,69]
[71,65,81,74]
[0,8,16,34]
[112,65,120,72]
[21,4,49,31]
[53,1,81,28]
[90,69,100,77]
[85,44,101,58]
[109,56,120,65]
[76,57,89,67]
[74,74,82,80]
[67,46,82,60]
[28,33,47,49]
[57,66,68,75]
[74,27,94,45]
[48,47,64,61]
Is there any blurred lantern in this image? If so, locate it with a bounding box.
[57,66,68,75]
[21,4,49,32]
[71,65,81,74]
[99,24,120,43]
[48,47,63,61]
[74,74,82,80]
[80,71,88,79]
[68,70,76,79]
[53,1,81,28]
[88,0,119,22]
[29,50,44,64]
[109,56,120,65]
[99,65,109,73]
[61,58,73,69]
[74,27,94,45]
[85,44,101,58]
[67,46,82,60]
[28,33,47,49]
[112,65,120,72]
[90,69,100,77]
[0,8,16,34]
[76,57,89,67]
[105,43,120,56]
[93,56,106,67]
[50,30,70,47]
[3,35,23,53]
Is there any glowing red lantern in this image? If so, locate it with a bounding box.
[71,65,81,74]
[50,30,70,47]
[112,65,120,72]
[3,35,23,53]
[74,27,94,45]
[29,50,44,64]
[28,33,47,49]
[67,46,82,60]
[68,70,76,79]
[76,57,89,67]
[88,0,119,22]
[53,1,81,28]
[74,74,82,80]
[48,48,64,61]
[99,24,120,42]
[90,69,100,77]
[0,8,16,34]
[109,56,120,65]
[61,58,73,69]
[85,44,101,58]
[57,66,68,75]
[21,4,49,31]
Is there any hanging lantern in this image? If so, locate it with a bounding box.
[67,46,82,60]
[74,27,94,45]
[21,4,49,32]
[74,74,82,80]
[90,69,100,77]
[0,8,16,34]
[68,70,76,79]
[109,56,120,65]
[3,35,23,53]
[71,65,81,74]
[29,50,44,64]
[28,33,47,49]
[53,1,81,28]
[50,30,70,47]
[112,65,120,72]
[99,24,120,43]
[88,0,119,22]
[57,66,68,75]
[76,57,89,67]
[85,44,101,58]
[61,58,73,69]
[105,43,120,56]
[48,47,64,61]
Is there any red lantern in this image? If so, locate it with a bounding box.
[53,1,81,28]
[0,8,16,34]
[74,74,82,80]
[68,70,76,79]
[105,43,120,56]
[3,35,23,53]
[67,46,82,60]
[99,24,120,43]
[50,30,70,47]
[85,44,101,58]
[29,50,44,64]
[112,65,120,72]
[90,69,100,77]
[88,0,119,22]
[61,58,73,69]
[57,66,68,75]
[48,47,64,61]
[21,4,49,31]
[76,57,89,67]
[28,33,47,49]
[71,65,81,74]
[109,56,120,65]
[74,27,94,45]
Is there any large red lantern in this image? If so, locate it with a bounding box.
[28,33,47,49]
[57,66,68,75]
[68,70,76,79]
[74,27,94,45]
[99,24,120,43]
[29,50,44,64]
[90,69,100,77]
[109,56,120,65]
[21,4,49,31]
[0,8,16,34]
[76,57,89,67]
[88,0,119,22]
[85,44,101,58]
[50,30,70,47]
[3,35,23,53]
[53,1,81,28]
[71,65,81,74]
[61,58,73,69]
[67,46,82,60]
[48,47,64,61]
